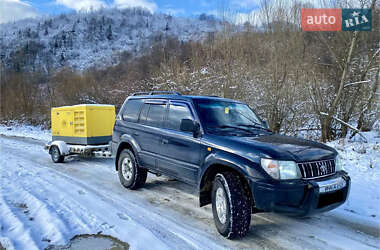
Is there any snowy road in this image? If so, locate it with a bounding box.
[1,135,379,250]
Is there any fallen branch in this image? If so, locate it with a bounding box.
[344,80,371,88]
[320,112,368,143]
[287,128,323,132]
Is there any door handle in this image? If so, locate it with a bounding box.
[133,132,139,136]
[162,139,169,144]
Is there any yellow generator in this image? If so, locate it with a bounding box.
[51,104,115,145]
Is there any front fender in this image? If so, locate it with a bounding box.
[198,150,266,188]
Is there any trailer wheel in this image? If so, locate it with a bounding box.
[118,149,147,189]
[50,145,65,163]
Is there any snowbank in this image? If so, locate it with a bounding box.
[0,137,228,250]
[0,124,51,142]
[327,130,380,224]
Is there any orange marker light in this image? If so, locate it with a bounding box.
[268,162,277,168]
[207,147,212,152]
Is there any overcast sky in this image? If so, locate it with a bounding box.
[0,0,263,24]
[0,0,370,24]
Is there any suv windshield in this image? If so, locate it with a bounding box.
[194,99,269,135]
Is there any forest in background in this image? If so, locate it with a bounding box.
[1,0,379,142]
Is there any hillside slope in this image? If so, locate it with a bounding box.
[0,8,220,71]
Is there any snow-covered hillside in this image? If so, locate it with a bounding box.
[0,8,220,71]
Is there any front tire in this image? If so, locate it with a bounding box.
[118,149,147,190]
[50,145,64,163]
[211,172,251,239]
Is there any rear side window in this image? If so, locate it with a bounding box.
[167,104,193,131]
[122,99,143,122]
[145,104,166,127]
[138,103,150,124]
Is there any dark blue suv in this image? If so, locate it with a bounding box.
[112,91,350,239]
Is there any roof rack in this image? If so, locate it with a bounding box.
[132,91,181,96]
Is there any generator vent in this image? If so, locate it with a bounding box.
[74,111,85,135]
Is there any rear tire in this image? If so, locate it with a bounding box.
[118,149,147,189]
[50,145,64,163]
[211,172,251,239]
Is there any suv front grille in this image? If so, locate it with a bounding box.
[297,159,335,179]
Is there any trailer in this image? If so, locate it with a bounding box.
[45,104,115,163]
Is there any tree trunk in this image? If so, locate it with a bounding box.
[356,60,380,132]
[341,47,380,137]
[321,31,359,142]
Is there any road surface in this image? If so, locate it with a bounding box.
[0,135,379,249]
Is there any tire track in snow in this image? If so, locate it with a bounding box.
[11,149,234,249]
[36,163,231,250]
[1,141,228,250]
[9,164,100,234]
[1,165,90,249]
[54,153,380,249]
[3,171,94,242]
[2,135,380,250]
[0,191,40,250]
[256,213,379,249]
[46,164,288,250]
[1,153,170,249]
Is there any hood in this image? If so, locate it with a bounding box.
[219,134,337,162]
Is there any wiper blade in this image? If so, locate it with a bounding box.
[237,123,272,132]
[210,125,255,134]
[232,109,270,131]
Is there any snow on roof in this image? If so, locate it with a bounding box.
[52,104,115,109]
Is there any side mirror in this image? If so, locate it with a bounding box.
[180,119,200,137]
[262,120,269,129]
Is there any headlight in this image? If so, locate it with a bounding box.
[261,159,301,180]
[335,155,344,171]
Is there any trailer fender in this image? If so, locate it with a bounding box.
[49,141,70,156]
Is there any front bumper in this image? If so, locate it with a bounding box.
[250,171,350,216]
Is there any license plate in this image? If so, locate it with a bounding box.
[318,177,346,193]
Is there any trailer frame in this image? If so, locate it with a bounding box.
[45,140,113,163]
